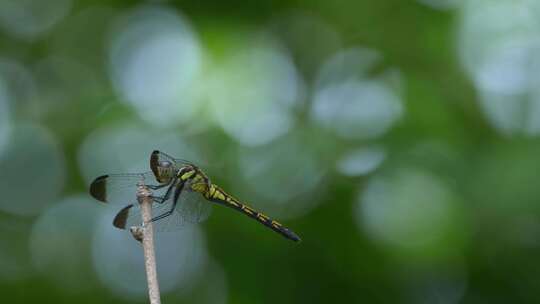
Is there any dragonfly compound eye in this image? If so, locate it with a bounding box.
[159,160,172,168]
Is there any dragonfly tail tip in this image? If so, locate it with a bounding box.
[287,230,301,242]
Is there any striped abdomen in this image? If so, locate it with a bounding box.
[204,185,301,242]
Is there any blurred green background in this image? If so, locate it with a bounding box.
[1,0,540,303]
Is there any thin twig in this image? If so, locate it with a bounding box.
[131,182,161,304]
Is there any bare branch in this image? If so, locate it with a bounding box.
[130,182,161,304]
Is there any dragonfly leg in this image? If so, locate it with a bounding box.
[147,183,169,190]
[151,196,165,203]
[150,179,176,205]
[150,181,184,223]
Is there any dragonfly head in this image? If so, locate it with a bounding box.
[155,160,175,183]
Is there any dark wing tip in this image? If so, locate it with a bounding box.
[89,175,109,202]
[113,204,134,229]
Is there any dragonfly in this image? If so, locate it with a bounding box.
[89,150,301,242]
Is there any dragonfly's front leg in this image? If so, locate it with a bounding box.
[143,182,172,203]
[147,178,176,205]
[147,183,169,191]
[151,196,165,203]
[150,181,184,223]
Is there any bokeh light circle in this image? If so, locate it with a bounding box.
[0,0,72,40]
[458,0,540,136]
[312,80,402,139]
[357,167,465,258]
[109,5,202,126]
[30,195,102,292]
[337,145,386,177]
[208,38,303,146]
[0,123,65,216]
[312,48,403,140]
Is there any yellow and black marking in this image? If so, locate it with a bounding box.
[177,167,209,191]
[204,184,301,242]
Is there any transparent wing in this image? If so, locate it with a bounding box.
[177,188,212,224]
[89,172,164,205]
[112,187,212,232]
